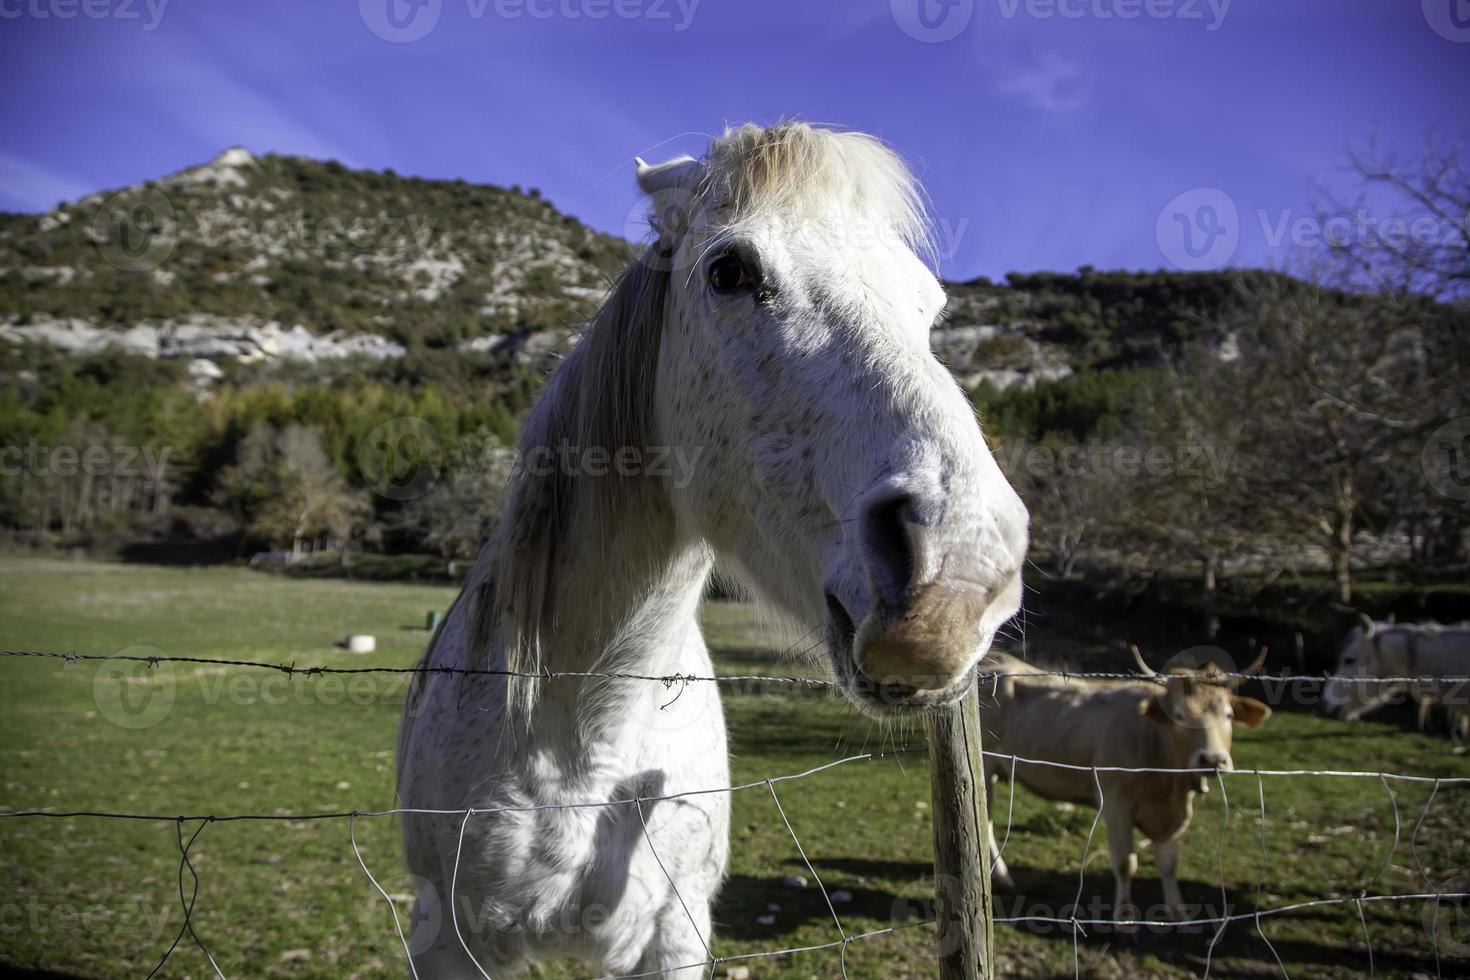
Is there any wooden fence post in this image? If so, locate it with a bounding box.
[925,680,995,978]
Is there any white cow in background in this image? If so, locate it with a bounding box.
[1324,615,1470,740]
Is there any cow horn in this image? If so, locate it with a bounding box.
[1231,646,1269,689]
[1358,612,1375,635]
[1129,644,1155,677]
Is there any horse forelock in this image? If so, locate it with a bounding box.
[470,254,671,720]
[696,122,934,263]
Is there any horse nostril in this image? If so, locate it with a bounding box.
[825,592,856,650]
[860,492,917,610]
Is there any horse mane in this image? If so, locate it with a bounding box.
[468,122,932,720]
[468,254,669,718]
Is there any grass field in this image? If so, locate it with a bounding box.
[1,555,1467,979]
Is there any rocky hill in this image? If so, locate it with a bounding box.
[0,149,1271,389]
[1,149,628,358]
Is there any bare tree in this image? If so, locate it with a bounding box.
[1211,274,1443,603]
[397,436,514,574]
[248,425,368,560]
[1115,355,1258,636]
[1316,132,1470,302]
[998,436,1120,580]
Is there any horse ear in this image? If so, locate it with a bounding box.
[635,155,702,196]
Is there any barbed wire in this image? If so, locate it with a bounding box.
[5,647,1469,687]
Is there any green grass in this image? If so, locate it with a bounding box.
[1,556,1467,978]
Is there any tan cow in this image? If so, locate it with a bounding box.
[976,647,1271,919]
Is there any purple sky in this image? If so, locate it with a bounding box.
[1,0,1466,281]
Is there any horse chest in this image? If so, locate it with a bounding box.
[443,773,707,961]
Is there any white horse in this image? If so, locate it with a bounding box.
[395,122,1028,978]
[1324,614,1470,739]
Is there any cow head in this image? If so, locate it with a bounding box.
[1322,615,1394,720]
[1133,646,1272,792]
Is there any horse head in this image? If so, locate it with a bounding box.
[638,123,1028,714]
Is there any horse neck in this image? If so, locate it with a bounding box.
[517,480,712,752]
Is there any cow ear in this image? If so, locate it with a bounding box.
[1142,696,1169,723]
[1231,696,1271,728]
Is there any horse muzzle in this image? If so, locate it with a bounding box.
[821,437,1027,714]
[825,554,1022,715]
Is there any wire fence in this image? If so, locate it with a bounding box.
[2,647,1468,979]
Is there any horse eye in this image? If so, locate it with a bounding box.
[707,254,751,294]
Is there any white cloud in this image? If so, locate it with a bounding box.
[995,53,1087,114]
